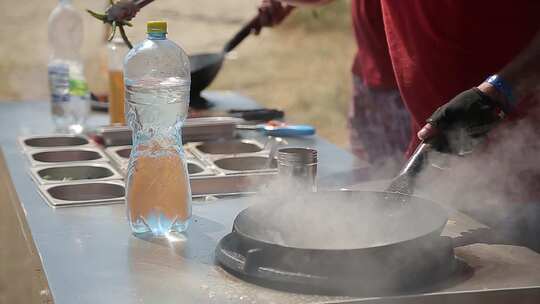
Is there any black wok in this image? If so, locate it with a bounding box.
[189,15,260,108]
[216,190,454,295]
[234,191,447,251]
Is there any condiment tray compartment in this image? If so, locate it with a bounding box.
[39,180,125,208]
[193,139,264,155]
[29,163,122,185]
[27,148,109,166]
[19,134,94,151]
[211,155,277,174]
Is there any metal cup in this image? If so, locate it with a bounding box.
[277,147,317,192]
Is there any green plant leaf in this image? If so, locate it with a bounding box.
[86,9,107,22]
[108,21,117,41]
[119,25,133,49]
[118,20,133,27]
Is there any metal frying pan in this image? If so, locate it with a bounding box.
[189,15,260,108]
[234,191,447,250]
[216,190,453,295]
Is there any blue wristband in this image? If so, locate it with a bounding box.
[485,74,516,108]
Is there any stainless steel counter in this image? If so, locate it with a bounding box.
[2,92,540,304]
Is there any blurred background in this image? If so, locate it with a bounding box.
[0,0,354,146]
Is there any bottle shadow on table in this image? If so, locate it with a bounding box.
[129,215,225,265]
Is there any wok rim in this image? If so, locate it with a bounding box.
[232,190,448,252]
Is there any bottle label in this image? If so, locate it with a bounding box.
[48,64,70,103]
[69,79,89,97]
[48,64,89,102]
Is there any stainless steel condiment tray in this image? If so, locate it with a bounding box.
[38,180,125,208]
[19,134,95,151]
[21,134,279,204]
[29,163,122,185]
[26,147,109,167]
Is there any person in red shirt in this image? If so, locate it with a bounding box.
[376,0,540,209]
[378,1,540,151]
[260,0,539,149]
[262,0,540,248]
[378,0,540,249]
[257,0,412,168]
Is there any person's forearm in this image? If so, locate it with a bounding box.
[483,30,540,103]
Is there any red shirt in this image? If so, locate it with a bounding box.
[351,0,396,89]
[379,0,540,151]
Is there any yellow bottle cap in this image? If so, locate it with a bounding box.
[147,21,167,34]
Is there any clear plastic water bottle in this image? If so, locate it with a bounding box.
[124,21,192,237]
[47,0,90,133]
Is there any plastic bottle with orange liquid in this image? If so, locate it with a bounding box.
[124,21,192,236]
[107,37,129,124]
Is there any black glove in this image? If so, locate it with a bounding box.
[426,88,505,153]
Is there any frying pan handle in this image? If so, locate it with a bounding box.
[135,0,154,9]
[223,15,261,53]
[398,143,430,176]
[386,142,431,194]
[243,248,264,274]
